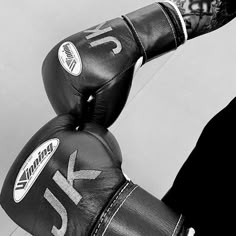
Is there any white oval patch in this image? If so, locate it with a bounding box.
[58,41,82,76]
[13,139,60,203]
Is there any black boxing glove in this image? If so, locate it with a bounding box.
[42,1,236,128]
[42,2,187,128]
[0,115,194,235]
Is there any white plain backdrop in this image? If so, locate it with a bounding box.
[1,0,236,235]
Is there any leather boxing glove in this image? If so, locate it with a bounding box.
[0,115,194,236]
[42,2,187,128]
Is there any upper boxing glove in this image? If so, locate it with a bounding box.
[42,1,236,128]
[42,2,187,128]
[0,115,194,236]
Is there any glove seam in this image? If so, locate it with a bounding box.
[164,0,188,42]
[92,181,137,236]
[158,2,185,45]
[172,214,184,236]
[70,83,83,97]
[83,130,117,160]
[100,184,138,236]
[60,67,84,97]
[95,62,136,95]
[157,2,177,48]
[121,15,148,63]
[92,181,130,236]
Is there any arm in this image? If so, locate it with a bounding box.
[171,0,236,39]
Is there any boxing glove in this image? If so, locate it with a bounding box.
[0,115,194,236]
[42,2,187,128]
[169,0,236,39]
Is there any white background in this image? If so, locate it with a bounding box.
[0,0,236,235]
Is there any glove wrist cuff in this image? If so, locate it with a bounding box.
[91,180,193,236]
[162,1,188,42]
[122,2,186,64]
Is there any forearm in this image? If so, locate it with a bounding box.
[170,0,236,39]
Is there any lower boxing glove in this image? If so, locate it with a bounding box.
[0,115,194,235]
[42,1,187,128]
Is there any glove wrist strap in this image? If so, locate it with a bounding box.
[91,181,194,236]
[163,1,188,42]
[122,3,186,64]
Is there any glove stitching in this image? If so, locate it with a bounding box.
[70,83,83,97]
[122,15,148,62]
[92,181,130,236]
[159,2,185,45]
[164,0,188,42]
[92,181,137,236]
[83,130,117,160]
[62,68,83,97]
[100,184,138,236]
[157,2,178,48]
[95,62,136,94]
[172,214,184,236]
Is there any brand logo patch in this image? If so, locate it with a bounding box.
[58,42,82,76]
[13,139,60,203]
